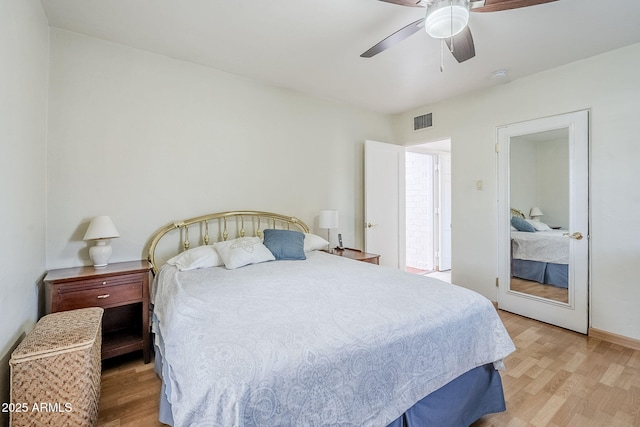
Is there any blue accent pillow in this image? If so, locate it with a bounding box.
[511,216,536,232]
[263,229,306,260]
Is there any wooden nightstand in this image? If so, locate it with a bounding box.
[44,260,151,363]
[325,248,380,265]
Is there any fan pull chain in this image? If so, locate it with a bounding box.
[440,39,444,72]
[449,0,454,55]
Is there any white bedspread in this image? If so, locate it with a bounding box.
[152,251,514,427]
[511,230,569,264]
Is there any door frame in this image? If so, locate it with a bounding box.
[365,140,452,271]
[496,110,590,333]
[437,153,452,271]
[404,146,452,272]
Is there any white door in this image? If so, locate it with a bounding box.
[364,140,405,268]
[497,111,589,333]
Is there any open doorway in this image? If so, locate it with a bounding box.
[405,139,451,281]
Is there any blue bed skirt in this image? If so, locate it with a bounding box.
[154,337,506,427]
[512,258,568,288]
[387,364,505,427]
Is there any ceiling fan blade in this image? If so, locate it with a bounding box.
[445,26,475,63]
[361,18,426,58]
[471,0,557,13]
[377,0,425,7]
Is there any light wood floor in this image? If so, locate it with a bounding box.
[510,277,569,304]
[97,310,640,426]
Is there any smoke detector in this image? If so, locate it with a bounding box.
[490,69,509,82]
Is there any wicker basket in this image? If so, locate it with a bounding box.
[9,307,103,427]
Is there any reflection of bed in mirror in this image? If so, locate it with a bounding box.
[510,209,568,289]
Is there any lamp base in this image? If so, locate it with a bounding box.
[89,240,112,268]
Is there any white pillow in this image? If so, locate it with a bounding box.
[525,219,552,231]
[214,237,275,270]
[304,233,330,252]
[166,245,223,271]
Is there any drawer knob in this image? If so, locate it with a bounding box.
[102,281,107,285]
[97,294,111,299]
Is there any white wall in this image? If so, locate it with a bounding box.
[537,138,569,228]
[0,0,49,417]
[510,137,569,228]
[509,139,538,218]
[46,29,396,270]
[394,42,640,341]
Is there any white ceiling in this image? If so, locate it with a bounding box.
[39,0,640,115]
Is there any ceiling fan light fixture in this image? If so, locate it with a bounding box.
[425,0,470,39]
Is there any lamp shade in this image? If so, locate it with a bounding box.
[319,210,339,229]
[530,207,544,218]
[425,0,470,39]
[83,216,120,241]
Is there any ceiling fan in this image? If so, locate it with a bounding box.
[361,0,558,63]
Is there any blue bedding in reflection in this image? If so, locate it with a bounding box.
[512,258,568,288]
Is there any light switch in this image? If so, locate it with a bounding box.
[475,180,483,190]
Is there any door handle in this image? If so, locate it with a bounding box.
[563,231,583,240]
[365,222,379,229]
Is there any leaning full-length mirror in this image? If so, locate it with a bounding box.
[497,110,589,334]
[509,129,569,303]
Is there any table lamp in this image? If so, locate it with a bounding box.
[530,207,544,221]
[319,209,338,252]
[84,216,120,268]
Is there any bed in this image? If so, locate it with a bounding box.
[510,209,569,288]
[147,210,515,426]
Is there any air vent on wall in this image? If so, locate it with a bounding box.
[414,113,433,131]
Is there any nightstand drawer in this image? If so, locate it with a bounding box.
[58,281,143,311]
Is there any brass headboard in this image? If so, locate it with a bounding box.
[510,208,525,219]
[147,210,310,273]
